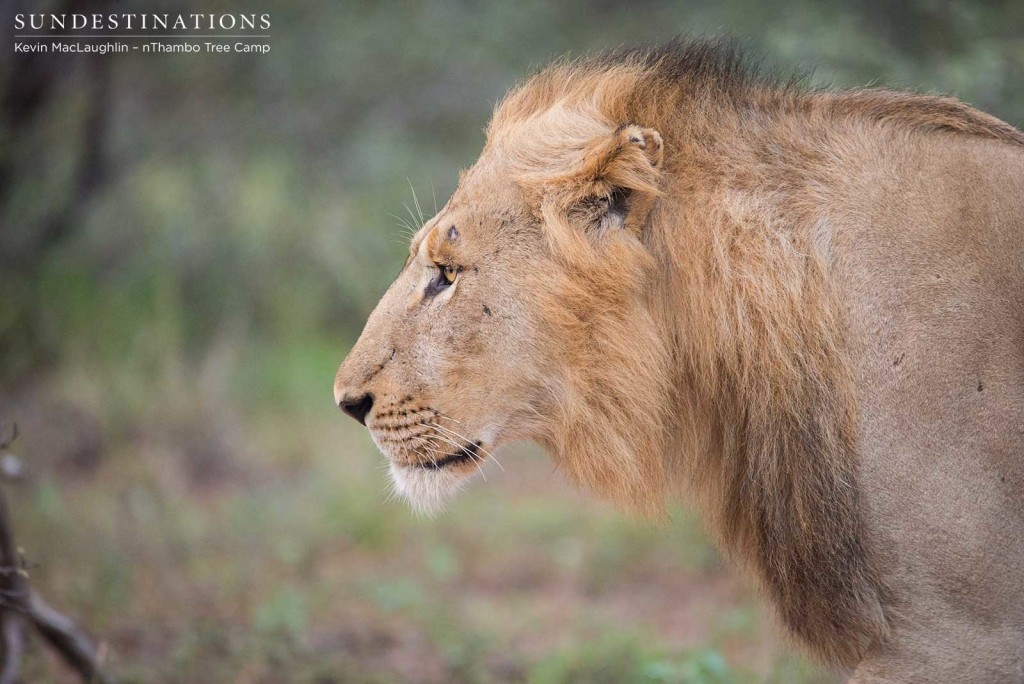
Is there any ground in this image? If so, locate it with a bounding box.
[5,360,834,683]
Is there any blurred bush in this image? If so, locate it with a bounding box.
[2,0,1022,390]
[0,1,1021,680]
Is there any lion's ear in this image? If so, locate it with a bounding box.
[568,124,664,236]
[585,124,663,190]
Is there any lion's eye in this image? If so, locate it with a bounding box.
[425,263,459,298]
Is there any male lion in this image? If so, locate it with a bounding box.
[333,41,1024,681]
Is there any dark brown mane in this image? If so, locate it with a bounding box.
[485,41,1021,667]
[583,39,1024,147]
[593,38,766,95]
[490,40,901,666]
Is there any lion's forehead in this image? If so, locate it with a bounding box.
[409,165,531,258]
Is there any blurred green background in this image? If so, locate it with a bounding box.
[1,0,1022,681]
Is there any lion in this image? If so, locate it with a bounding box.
[333,40,1024,681]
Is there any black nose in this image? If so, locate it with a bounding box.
[339,393,374,426]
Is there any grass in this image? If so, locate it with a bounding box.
[6,333,834,683]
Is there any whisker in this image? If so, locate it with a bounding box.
[430,416,499,473]
[426,422,470,447]
[426,427,489,482]
[415,430,489,482]
[382,473,399,505]
[387,212,416,231]
[427,422,504,473]
[421,428,481,464]
[431,417,497,469]
[484,451,505,473]
[402,202,421,232]
[422,429,468,456]
[429,421,487,453]
[408,435,443,469]
[473,455,487,481]
[407,179,426,225]
[387,213,420,247]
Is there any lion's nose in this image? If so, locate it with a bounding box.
[338,393,374,426]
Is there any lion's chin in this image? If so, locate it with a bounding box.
[388,461,469,515]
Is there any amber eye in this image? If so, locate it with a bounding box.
[425,263,459,298]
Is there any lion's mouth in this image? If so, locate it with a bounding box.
[413,441,482,470]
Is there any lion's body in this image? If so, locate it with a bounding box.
[832,133,1024,680]
[335,42,1024,680]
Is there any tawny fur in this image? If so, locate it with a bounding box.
[335,39,1024,671]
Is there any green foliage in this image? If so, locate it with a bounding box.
[254,585,311,640]
[529,631,737,684]
[3,1,1020,681]
[5,0,1023,383]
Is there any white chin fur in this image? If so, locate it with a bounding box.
[389,461,467,515]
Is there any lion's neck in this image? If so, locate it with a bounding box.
[641,125,890,665]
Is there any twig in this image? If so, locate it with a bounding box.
[0,426,109,682]
[0,612,25,684]
[28,590,108,684]
[0,484,30,683]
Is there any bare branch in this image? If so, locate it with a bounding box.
[28,590,109,684]
[0,612,26,684]
[0,436,109,682]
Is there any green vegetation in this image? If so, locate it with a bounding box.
[2,0,1021,680]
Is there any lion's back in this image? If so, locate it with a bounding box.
[830,130,1024,675]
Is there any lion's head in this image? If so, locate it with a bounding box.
[334,62,675,515]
